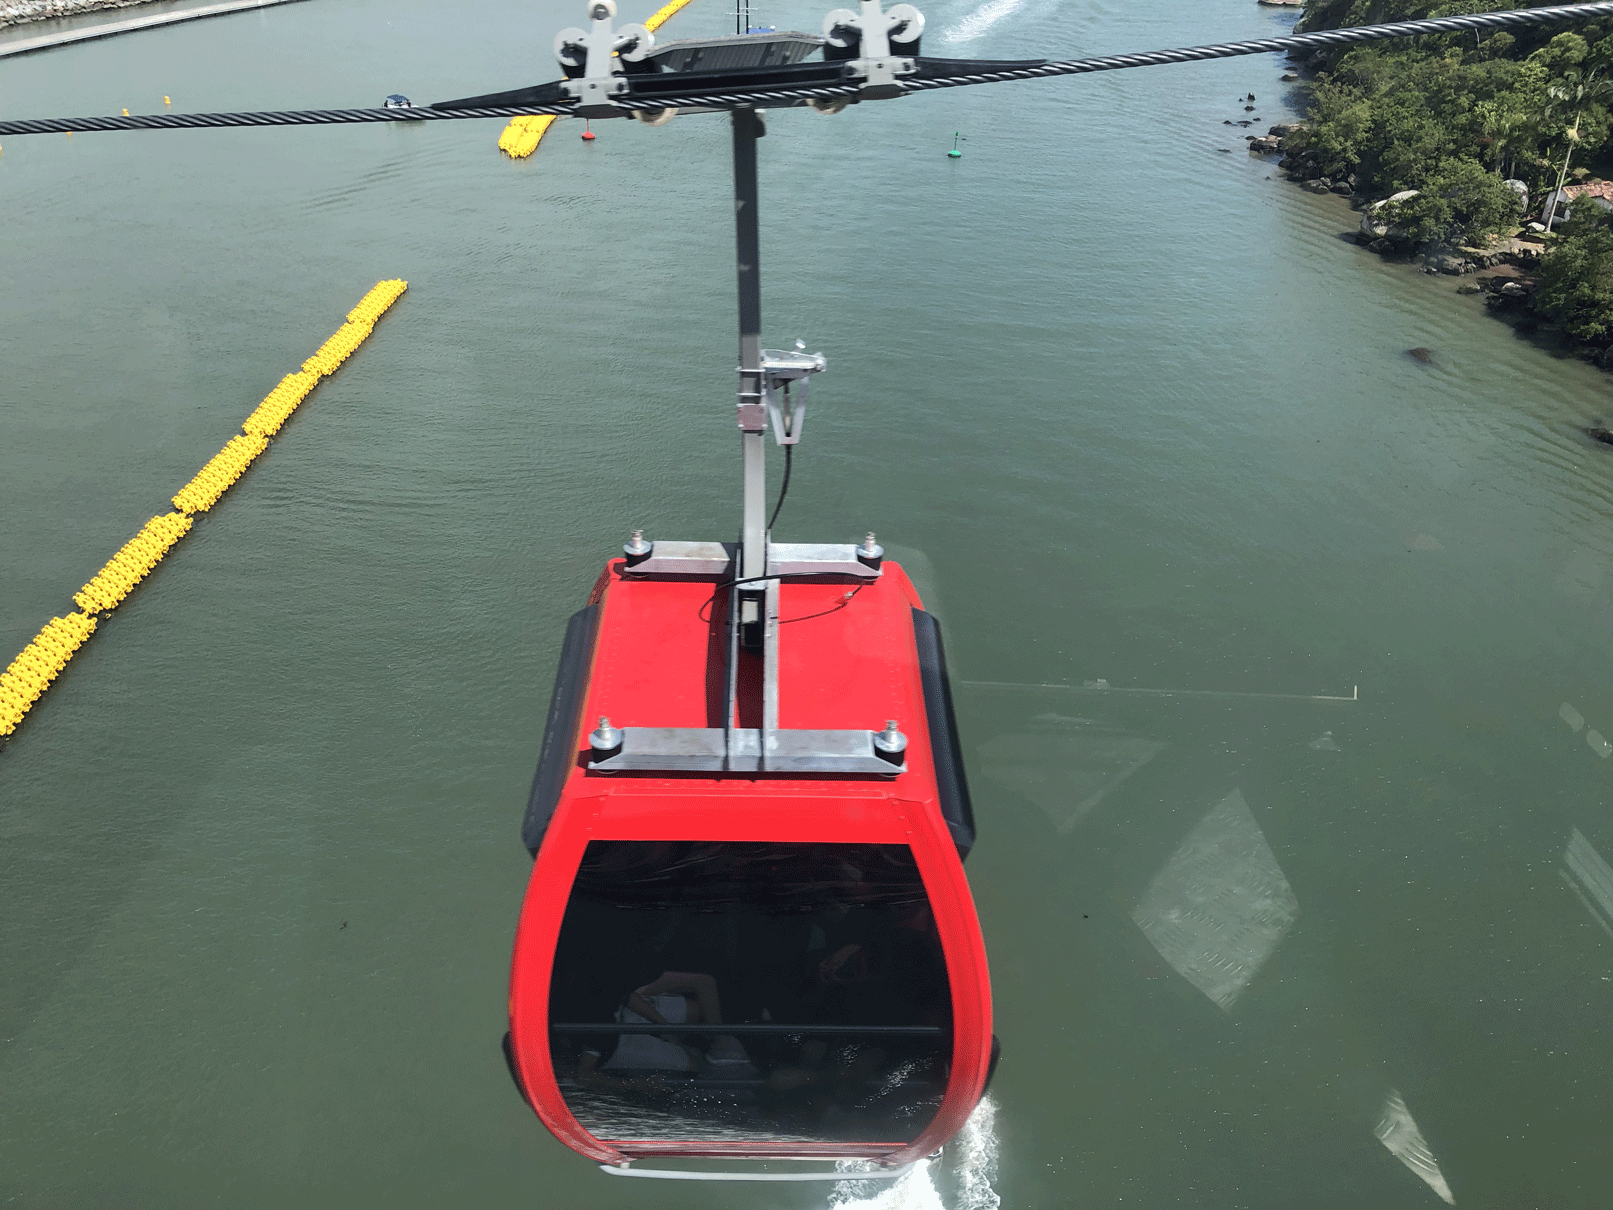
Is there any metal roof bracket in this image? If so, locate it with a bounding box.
[588,726,905,775]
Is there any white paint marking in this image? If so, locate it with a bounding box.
[963,680,1358,703]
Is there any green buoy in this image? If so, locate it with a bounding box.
[947,131,962,159]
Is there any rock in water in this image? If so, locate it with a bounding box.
[1407,347,1434,364]
[1360,190,1420,240]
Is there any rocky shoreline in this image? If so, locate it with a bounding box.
[0,0,160,30]
[1251,119,1584,359]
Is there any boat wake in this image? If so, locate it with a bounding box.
[938,0,1030,44]
[830,1096,1000,1210]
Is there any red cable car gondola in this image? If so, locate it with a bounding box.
[507,557,992,1180]
[502,0,995,1182]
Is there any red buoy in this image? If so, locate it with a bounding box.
[581,120,596,141]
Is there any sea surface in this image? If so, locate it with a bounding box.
[4,0,1613,1205]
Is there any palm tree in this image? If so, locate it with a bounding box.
[1542,66,1613,230]
[1478,101,1527,180]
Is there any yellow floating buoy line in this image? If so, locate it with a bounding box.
[73,512,194,613]
[0,615,98,739]
[171,433,271,514]
[0,279,407,740]
[497,0,694,159]
[499,114,558,159]
[644,0,693,30]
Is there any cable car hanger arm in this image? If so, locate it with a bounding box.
[4,0,1613,136]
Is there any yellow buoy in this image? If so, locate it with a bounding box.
[163,96,171,106]
[122,108,129,116]
[644,0,693,31]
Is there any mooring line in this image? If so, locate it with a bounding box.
[0,279,406,741]
[496,0,695,158]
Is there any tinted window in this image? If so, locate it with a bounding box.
[549,841,951,1146]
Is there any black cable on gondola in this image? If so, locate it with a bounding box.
[768,444,792,531]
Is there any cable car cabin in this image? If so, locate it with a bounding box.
[507,547,992,1176]
[499,19,993,1176]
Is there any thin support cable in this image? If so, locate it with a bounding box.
[909,0,1613,93]
[3,1,1613,135]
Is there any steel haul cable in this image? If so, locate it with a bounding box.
[3,1,1613,134]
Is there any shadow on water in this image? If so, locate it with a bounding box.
[0,679,213,1063]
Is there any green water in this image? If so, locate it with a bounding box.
[4,0,1613,1205]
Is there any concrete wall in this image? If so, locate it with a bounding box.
[1,0,162,30]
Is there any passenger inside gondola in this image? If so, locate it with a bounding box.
[576,970,757,1080]
[549,841,952,1144]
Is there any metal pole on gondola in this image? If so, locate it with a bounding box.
[732,106,768,648]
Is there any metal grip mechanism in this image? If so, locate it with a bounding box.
[555,0,656,112]
[822,0,925,95]
[760,343,826,445]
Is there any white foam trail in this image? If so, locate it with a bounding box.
[953,1095,1001,1210]
[829,1096,1001,1210]
[830,1159,945,1210]
[940,0,1028,44]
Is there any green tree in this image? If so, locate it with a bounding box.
[1298,78,1374,177]
[1535,209,1613,343]
[1384,157,1524,244]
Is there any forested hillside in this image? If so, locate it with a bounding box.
[1290,0,1613,353]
